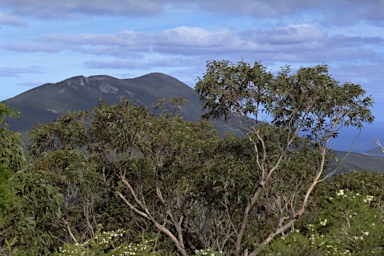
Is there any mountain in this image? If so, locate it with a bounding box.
[2,72,238,140]
[329,151,384,174]
[365,146,384,156]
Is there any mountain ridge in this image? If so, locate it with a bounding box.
[2,72,237,139]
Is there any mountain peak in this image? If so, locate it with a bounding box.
[2,73,204,137]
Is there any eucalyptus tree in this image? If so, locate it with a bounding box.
[0,103,24,234]
[29,111,100,244]
[88,99,221,255]
[0,103,25,171]
[0,103,63,254]
[27,99,222,255]
[195,60,374,255]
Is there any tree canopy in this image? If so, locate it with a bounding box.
[0,60,378,255]
[195,60,374,255]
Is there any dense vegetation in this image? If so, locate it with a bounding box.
[1,61,382,255]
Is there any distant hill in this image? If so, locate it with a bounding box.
[2,72,239,140]
[365,146,384,156]
[329,150,384,174]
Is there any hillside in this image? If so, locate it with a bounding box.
[2,73,238,139]
[329,150,384,174]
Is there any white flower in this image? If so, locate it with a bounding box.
[320,219,328,226]
[363,195,374,204]
[336,189,345,196]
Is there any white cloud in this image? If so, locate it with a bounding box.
[153,26,238,54]
[6,27,238,57]
[195,0,296,17]
[360,0,384,24]
[0,0,163,18]
[7,30,152,56]
[0,66,42,77]
[0,12,26,26]
[84,57,194,70]
[196,0,384,27]
[156,26,233,46]
[327,35,384,48]
[6,43,59,53]
[42,31,150,48]
[1,0,383,29]
[6,23,382,66]
[252,24,325,45]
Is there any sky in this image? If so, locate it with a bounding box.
[0,0,384,152]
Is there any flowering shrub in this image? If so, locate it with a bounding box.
[195,248,224,255]
[264,189,384,255]
[55,228,227,256]
[54,228,159,256]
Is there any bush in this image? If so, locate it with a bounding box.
[54,227,160,256]
[264,188,384,255]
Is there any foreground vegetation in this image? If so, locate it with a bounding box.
[1,61,382,255]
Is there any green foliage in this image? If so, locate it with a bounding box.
[0,103,21,121]
[317,171,384,199]
[272,65,374,133]
[0,103,25,172]
[0,103,65,254]
[4,168,64,254]
[27,99,222,254]
[88,99,222,255]
[0,103,26,252]
[29,110,89,155]
[195,60,274,121]
[264,188,384,255]
[29,109,113,245]
[7,60,374,255]
[55,228,160,256]
[195,60,374,255]
[195,60,374,137]
[195,249,224,256]
[0,164,13,227]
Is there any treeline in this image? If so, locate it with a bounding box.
[0,61,383,255]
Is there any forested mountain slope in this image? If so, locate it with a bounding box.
[2,72,238,138]
[3,72,383,173]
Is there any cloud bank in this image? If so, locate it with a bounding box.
[0,0,383,106]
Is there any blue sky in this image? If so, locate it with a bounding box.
[0,0,384,151]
